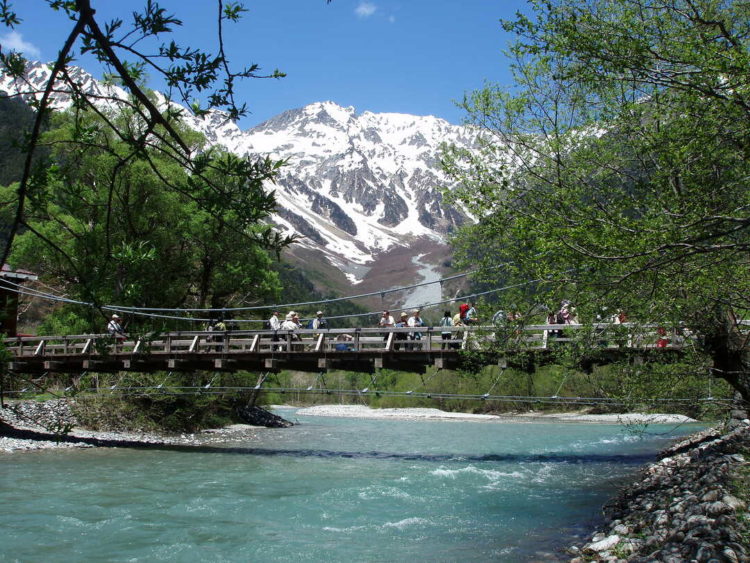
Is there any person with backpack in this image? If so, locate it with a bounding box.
[464,302,478,325]
[309,310,327,330]
[459,303,470,323]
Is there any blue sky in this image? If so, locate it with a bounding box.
[1,1,528,129]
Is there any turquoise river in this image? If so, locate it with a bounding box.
[0,408,701,562]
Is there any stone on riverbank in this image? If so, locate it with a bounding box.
[0,399,291,453]
[571,423,750,562]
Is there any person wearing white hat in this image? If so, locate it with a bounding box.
[281,312,298,331]
[107,314,124,336]
[311,310,327,330]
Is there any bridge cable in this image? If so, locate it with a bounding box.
[2,259,547,320]
[2,272,556,325]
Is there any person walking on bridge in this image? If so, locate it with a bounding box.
[107,314,124,337]
[407,309,424,350]
[440,310,454,350]
[268,311,281,331]
[311,310,327,330]
[379,310,395,328]
[464,302,478,325]
[379,310,395,343]
[268,311,281,350]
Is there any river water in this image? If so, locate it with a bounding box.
[0,409,700,562]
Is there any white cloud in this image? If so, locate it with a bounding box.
[0,31,41,59]
[355,2,377,18]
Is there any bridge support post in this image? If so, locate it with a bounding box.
[264,358,278,370]
[374,357,384,369]
[317,358,331,370]
[434,358,446,369]
[43,361,64,371]
[214,359,236,370]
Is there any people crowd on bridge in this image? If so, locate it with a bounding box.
[79,298,682,354]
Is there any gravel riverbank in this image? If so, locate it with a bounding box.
[569,421,750,562]
[0,399,278,453]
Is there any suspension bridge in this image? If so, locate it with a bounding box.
[5,323,687,376]
[1,264,740,410]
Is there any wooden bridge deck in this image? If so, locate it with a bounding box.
[4,324,689,375]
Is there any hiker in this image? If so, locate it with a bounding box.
[268,311,281,331]
[268,311,281,350]
[213,317,227,351]
[464,302,478,325]
[107,314,125,337]
[407,308,424,349]
[281,312,301,351]
[379,310,395,342]
[440,310,454,350]
[394,312,409,350]
[309,311,327,330]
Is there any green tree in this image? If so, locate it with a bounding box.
[0,0,292,271]
[445,0,750,398]
[2,103,285,331]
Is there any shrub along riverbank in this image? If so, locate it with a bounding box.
[262,360,733,422]
[1,358,733,434]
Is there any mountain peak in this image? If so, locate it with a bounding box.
[1,62,478,287]
[305,101,356,122]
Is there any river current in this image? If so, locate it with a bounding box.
[1,408,700,562]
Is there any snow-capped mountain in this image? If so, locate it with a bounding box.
[1,62,476,294]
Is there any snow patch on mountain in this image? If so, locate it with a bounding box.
[1,62,478,284]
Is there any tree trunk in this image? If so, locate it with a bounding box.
[703,310,750,404]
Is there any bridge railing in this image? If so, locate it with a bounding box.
[3,322,702,360]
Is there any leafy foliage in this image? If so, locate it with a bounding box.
[2,102,287,332]
[444,0,750,398]
[0,0,293,272]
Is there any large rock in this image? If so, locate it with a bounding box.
[235,405,293,428]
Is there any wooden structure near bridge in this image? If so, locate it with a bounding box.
[5,323,688,375]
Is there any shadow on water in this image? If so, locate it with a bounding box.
[4,426,655,464]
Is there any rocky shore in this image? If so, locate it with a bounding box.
[569,421,750,562]
[0,399,290,453]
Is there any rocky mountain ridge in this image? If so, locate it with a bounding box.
[1,62,478,297]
